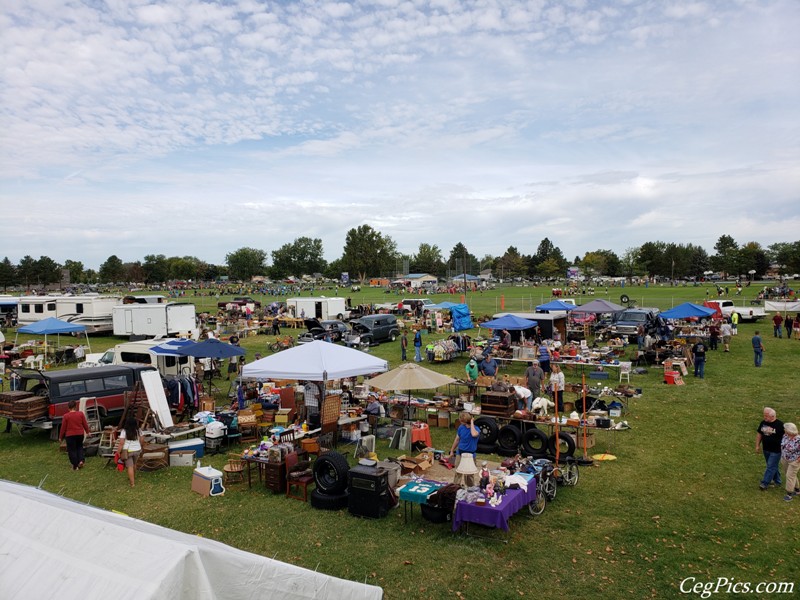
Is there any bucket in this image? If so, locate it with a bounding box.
[664,371,679,385]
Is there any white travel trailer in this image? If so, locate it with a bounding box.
[17,296,60,326]
[55,295,121,334]
[112,303,198,338]
[286,297,350,321]
[81,339,192,377]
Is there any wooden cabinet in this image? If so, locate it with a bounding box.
[480,390,516,417]
[263,460,286,493]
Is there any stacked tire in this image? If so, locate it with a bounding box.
[474,416,498,455]
[310,451,350,510]
[473,416,576,461]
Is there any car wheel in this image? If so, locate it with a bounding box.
[476,442,497,455]
[310,489,349,510]
[474,416,499,445]
[497,424,522,452]
[337,313,343,320]
[389,331,398,342]
[313,451,350,494]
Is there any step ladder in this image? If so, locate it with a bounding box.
[79,396,102,434]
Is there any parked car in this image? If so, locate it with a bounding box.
[297,319,350,344]
[609,307,661,340]
[348,314,401,345]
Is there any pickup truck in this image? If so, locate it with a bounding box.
[705,300,766,322]
[374,298,438,314]
[609,307,661,341]
[217,296,261,309]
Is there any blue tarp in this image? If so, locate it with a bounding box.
[660,302,716,320]
[17,317,86,334]
[536,300,577,312]
[479,314,537,330]
[450,303,473,332]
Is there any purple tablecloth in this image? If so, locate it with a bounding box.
[452,485,537,532]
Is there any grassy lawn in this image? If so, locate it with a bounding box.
[2,284,799,599]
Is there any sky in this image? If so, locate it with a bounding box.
[2,0,799,270]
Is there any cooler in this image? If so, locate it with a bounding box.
[169,437,205,458]
[191,466,225,497]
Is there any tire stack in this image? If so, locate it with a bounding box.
[475,416,577,461]
[310,451,350,510]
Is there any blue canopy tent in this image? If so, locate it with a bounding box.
[151,339,197,355]
[15,317,91,355]
[536,300,577,312]
[660,303,716,320]
[479,314,538,330]
[175,338,245,360]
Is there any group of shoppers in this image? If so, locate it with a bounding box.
[756,407,800,502]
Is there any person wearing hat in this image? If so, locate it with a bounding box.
[478,353,498,377]
[781,422,800,502]
[756,407,784,490]
[465,357,478,382]
[524,360,545,402]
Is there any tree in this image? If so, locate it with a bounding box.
[711,235,740,277]
[63,259,84,284]
[637,241,667,278]
[271,237,327,279]
[36,256,62,286]
[687,245,710,278]
[143,254,170,284]
[0,257,16,290]
[446,243,478,277]
[537,258,563,278]
[226,247,267,281]
[739,242,769,279]
[496,246,527,278]
[580,252,608,277]
[340,225,397,282]
[124,261,146,283]
[411,243,445,277]
[532,238,567,275]
[98,255,125,283]
[767,241,800,275]
[620,247,642,280]
[17,255,38,288]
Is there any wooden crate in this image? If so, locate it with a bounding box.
[479,390,516,418]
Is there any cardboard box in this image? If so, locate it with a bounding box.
[200,397,215,412]
[397,453,433,475]
[571,432,596,449]
[275,408,292,424]
[427,414,438,428]
[438,416,450,428]
[170,450,196,467]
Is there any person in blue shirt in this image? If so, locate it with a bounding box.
[413,329,423,362]
[448,412,479,467]
[478,353,498,377]
[752,331,764,367]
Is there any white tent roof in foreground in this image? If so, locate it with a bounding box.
[0,479,383,600]
[241,340,388,381]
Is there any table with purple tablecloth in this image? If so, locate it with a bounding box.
[452,484,537,532]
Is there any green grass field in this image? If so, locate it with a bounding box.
[2,284,798,599]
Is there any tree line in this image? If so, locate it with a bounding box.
[1,228,798,288]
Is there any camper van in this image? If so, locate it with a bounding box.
[112,303,198,338]
[286,297,350,321]
[17,296,60,326]
[55,295,120,334]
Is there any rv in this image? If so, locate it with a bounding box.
[17,296,60,326]
[286,297,350,321]
[112,303,198,338]
[55,295,121,334]
[109,339,192,376]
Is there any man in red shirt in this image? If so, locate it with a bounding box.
[59,400,90,470]
[772,313,784,338]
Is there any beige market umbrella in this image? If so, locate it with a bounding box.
[366,362,456,392]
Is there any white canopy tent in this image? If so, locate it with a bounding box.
[0,479,383,600]
[241,340,388,381]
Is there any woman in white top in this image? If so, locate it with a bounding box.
[549,364,566,412]
[119,417,144,487]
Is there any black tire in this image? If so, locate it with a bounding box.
[497,424,522,452]
[389,331,398,342]
[313,451,350,495]
[337,313,344,320]
[547,432,576,457]
[528,482,547,516]
[496,446,518,457]
[31,384,48,399]
[476,442,497,455]
[421,504,451,523]
[310,489,349,510]
[620,294,630,304]
[268,342,280,353]
[474,416,499,445]
[521,428,549,457]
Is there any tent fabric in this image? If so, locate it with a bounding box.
[660,302,716,320]
[151,339,197,355]
[366,363,456,391]
[241,340,388,381]
[176,338,245,359]
[702,301,723,318]
[450,303,473,332]
[0,479,383,600]
[535,300,577,312]
[574,299,625,314]
[17,317,86,334]
[765,300,800,313]
[479,314,537,330]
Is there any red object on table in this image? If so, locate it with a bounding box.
[411,423,433,448]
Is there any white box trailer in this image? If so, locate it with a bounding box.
[55,295,120,334]
[112,303,198,338]
[286,297,350,321]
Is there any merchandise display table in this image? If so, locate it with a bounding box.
[452,484,537,540]
[410,423,432,448]
[398,479,447,523]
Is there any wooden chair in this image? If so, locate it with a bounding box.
[285,452,314,501]
[137,443,169,471]
[278,429,297,447]
[223,454,245,484]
